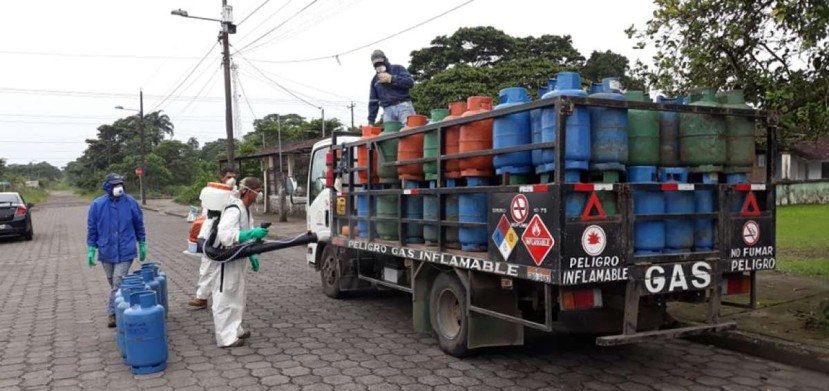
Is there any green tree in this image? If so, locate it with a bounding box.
[582,50,646,91]
[627,0,829,142]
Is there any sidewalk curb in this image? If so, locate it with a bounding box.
[687,330,829,373]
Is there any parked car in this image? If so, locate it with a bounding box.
[0,192,33,241]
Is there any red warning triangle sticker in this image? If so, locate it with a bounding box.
[581,192,607,221]
[741,191,761,217]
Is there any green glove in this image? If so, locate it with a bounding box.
[87,247,96,268]
[139,242,147,262]
[249,255,260,272]
[239,227,269,242]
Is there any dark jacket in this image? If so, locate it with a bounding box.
[86,180,146,263]
[368,61,414,125]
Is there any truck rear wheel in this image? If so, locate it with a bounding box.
[429,273,470,357]
[320,246,342,299]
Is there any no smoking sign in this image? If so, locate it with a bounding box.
[510,194,529,223]
[742,220,760,246]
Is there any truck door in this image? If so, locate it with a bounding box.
[306,146,331,265]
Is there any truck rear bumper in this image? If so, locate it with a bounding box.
[595,321,737,346]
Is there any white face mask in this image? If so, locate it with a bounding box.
[375,65,386,73]
[112,185,124,197]
[256,191,264,203]
[225,177,236,188]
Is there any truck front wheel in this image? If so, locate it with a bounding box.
[429,273,470,357]
[320,245,342,299]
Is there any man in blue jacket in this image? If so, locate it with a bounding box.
[368,49,415,125]
[87,173,147,328]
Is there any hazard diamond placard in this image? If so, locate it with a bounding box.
[492,214,518,261]
[521,214,555,266]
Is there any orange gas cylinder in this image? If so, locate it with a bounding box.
[444,101,468,178]
[459,96,494,177]
[357,125,381,184]
[397,114,429,181]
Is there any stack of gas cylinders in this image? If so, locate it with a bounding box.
[353,70,755,254]
[114,262,169,375]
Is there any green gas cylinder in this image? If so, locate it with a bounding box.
[717,90,755,173]
[625,91,660,166]
[680,88,727,171]
[423,109,450,181]
[377,121,403,183]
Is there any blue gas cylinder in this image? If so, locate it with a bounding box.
[423,181,439,245]
[141,263,167,316]
[124,291,168,375]
[116,281,149,361]
[493,87,532,175]
[727,173,748,213]
[532,80,556,170]
[588,77,628,171]
[357,185,373,238]
[403,181,424,243]
[539,72,591,174]
[564,171,587,217]
[138,269,162,312]
[694,173,718,251]
[627,166,665,254]
[459,177,489,251]
[659,168,694,253]
[588,82,602,94]
[445,179,460,249]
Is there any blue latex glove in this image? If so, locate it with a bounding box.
[239,227,269,242]
[249,255,260,272]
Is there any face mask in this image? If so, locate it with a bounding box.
[255,191,264,203]
[375,65,386,73]
[112,185,124,197]
[225,177,236,188]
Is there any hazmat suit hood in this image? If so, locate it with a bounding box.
[102,173,125,196]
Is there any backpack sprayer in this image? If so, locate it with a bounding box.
[185,182,317,262]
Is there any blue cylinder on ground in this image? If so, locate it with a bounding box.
[727,173,748,213]
[493,87,532,175]
[141,263,167,316]
[138,269,162,312]
[539,72,591,174]
[589,77,628,171]
[116,280,148,360]
[445,179,460,249]
[459,177,489,251]
[357,185,373,238]
[627,166,665,254]
[423,181,438,245]
[404,181,424,243]
[532,80,556,170]
[124,291,167,375]
[659,168,694,253]
[694,173,719,251]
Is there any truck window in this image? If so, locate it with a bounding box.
[309,148,327,200]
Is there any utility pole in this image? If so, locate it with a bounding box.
[277,114,287,222]
[221,1,236,169]
[139,89,146,206]
[320,107,326,138]
[347,101,355,129]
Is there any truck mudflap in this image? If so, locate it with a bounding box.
[596,321,737,346]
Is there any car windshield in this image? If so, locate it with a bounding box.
[0,194,21,204]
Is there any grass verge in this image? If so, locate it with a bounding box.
[776,204,829,280]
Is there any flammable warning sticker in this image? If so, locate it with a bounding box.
[492,214,518,261]
[522,214,555,266]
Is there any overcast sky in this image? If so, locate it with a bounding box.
[1,0,656,168]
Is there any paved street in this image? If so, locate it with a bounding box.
[1,191,827,391]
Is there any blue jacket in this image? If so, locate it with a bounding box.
[86,182,146,263]
[368,62,414,125]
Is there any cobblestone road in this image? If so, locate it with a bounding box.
[1,192,827,390]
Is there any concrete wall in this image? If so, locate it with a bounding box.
[776,181,829,205]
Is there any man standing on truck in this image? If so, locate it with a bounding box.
[212,177,268,348]
[188,166,237,310]
[368,49,415,125]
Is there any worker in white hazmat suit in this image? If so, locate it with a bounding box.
[189,167,237,310]
[212,177,268,348]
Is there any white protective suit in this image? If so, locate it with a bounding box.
[212,196,253,347]
[195,209,220,300]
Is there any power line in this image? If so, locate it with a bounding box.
[237,0,295,43]
[0,87,357,104]
[248,0,475,64]
[173,63,222,118]
[0,50,205,60]
[246,61,362,102]
[151,42,220,111]
[238,0,320,52]
[236,73,258,119]
[0,141,87,144]
[238,0,272,26]
[236,56,319,109]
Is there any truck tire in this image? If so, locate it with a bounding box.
[429,272,470,357]
[320,245,342,299]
